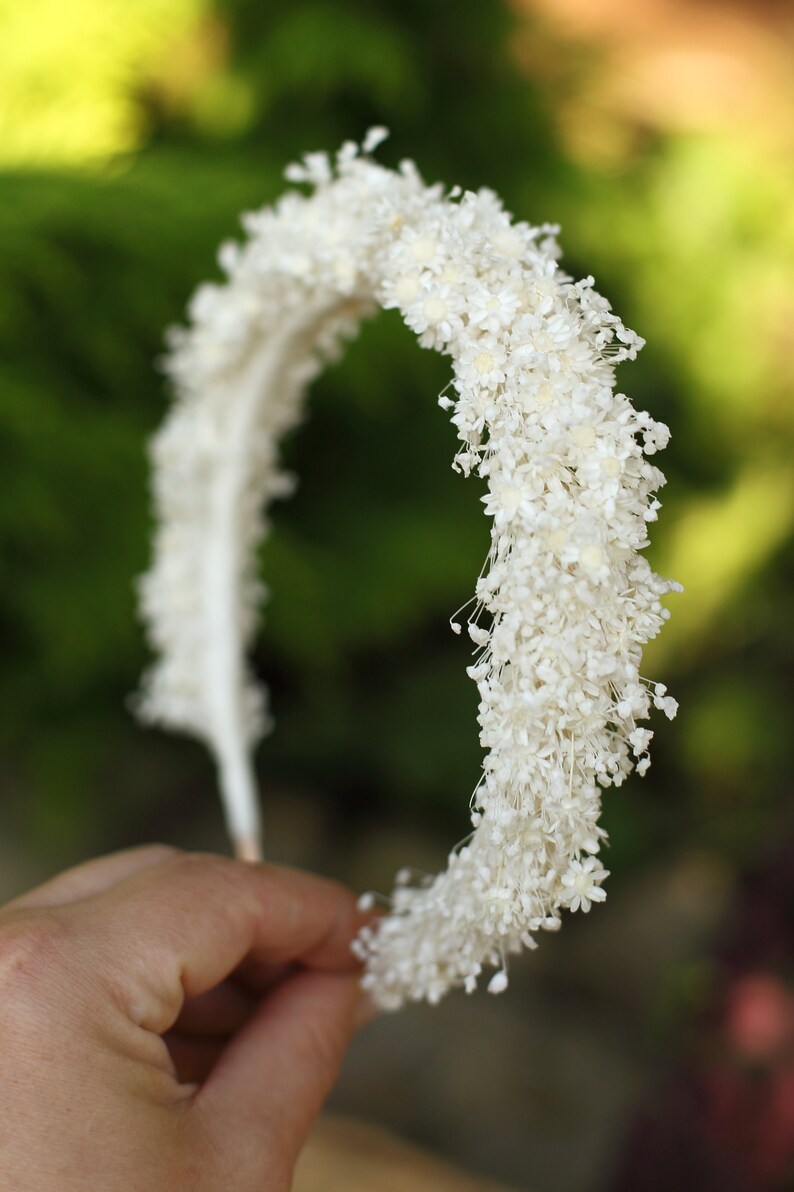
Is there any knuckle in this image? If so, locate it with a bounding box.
[156,852,255,926]
[167,851,244,899]
[167,850,229,879]
[0,911,67,979]
[0,911,71,1024]
[138,842,181,866]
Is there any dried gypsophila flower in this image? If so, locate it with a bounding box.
[135,128,681,1009]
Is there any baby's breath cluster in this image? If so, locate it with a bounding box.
[138,130,680,1009]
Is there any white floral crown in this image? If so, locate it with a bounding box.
[137,129,680,1009]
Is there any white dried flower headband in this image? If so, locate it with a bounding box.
[137,129,680,1009]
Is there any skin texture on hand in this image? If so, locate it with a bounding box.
[0,846,375,1191]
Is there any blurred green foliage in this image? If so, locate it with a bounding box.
[0,0,791,869]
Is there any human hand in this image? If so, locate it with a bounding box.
[0,845,375,1191]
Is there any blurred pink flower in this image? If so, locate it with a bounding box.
[726,972,794,1061]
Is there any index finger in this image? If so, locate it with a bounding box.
[75,854,368,1033]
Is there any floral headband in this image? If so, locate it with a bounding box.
[137,130,679,1009]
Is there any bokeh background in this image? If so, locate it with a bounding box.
[1,1,793,1189]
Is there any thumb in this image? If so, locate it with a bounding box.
[195,969,370,1179]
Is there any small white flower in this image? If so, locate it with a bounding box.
[481,474,533,525]
[469,286,521,333]
[457,339,508,390]
[390,274,423,307]
[560,857,609,913]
